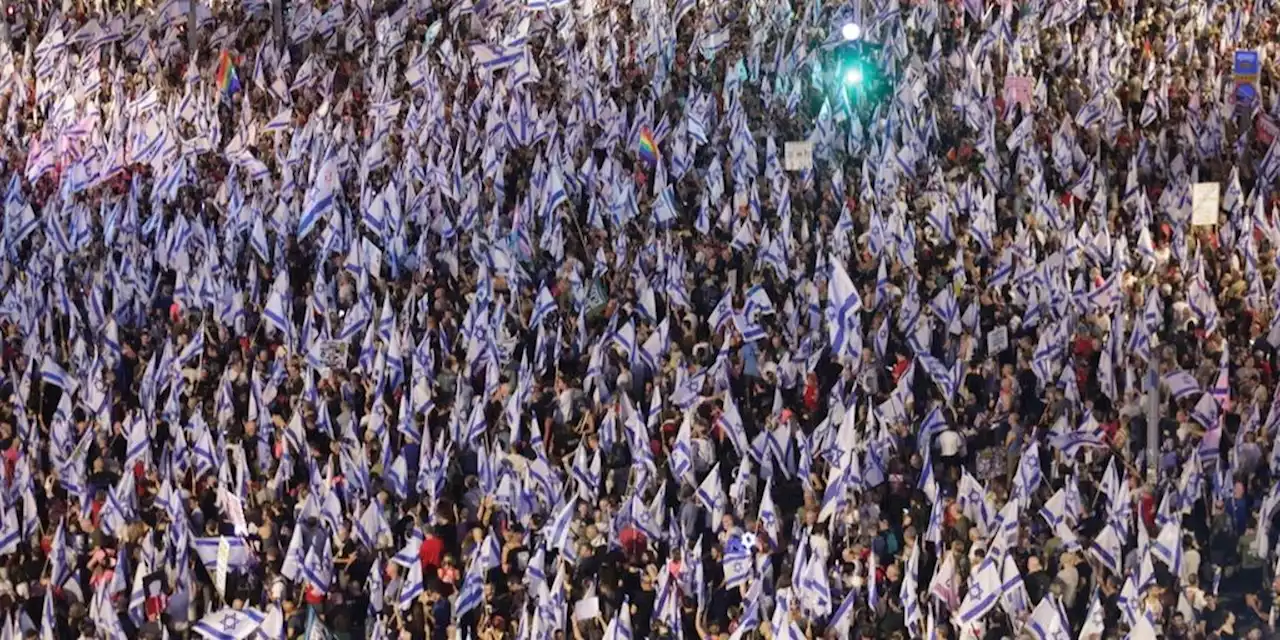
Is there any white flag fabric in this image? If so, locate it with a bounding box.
[192,608,266,640]
[955,559,1002,626]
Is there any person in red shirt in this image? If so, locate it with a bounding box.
[1138,488,1157,534]
[802,372,820,414]
[892,354,912,384]
[1072,334,1096,359]
[419,525,445,575]
[303,583,326,606]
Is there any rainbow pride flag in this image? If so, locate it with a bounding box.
[215,50,241,97]
[638,127,658,166]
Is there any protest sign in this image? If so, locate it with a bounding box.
[1003,76,1033,111]
[784,141,814,171]
[1258,113,1279,145]
[573,597,600,620]
[1192,182,1220,226]
[1234,50,1261,106]
[320,341,348,369]
[987,326,1009,355]
[586,279,609,316]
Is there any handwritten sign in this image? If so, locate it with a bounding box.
[1192,182,1220,227]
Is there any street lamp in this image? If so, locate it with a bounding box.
[841,22,861,42]
[843,66,864,87]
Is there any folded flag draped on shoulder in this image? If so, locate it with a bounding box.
[216,50,241,97]
[638,128,659,166]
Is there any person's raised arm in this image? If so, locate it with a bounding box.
[695,608,710,640]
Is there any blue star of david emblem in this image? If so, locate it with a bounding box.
[969,585,982,599]
[221,612,241,632]
[726,535,745,555]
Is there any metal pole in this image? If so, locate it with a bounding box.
[272,0,285,52]
[1239,89,1254,187]
[187,0,198,55]
[1145,366,1160,486]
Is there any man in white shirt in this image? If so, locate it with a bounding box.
[938,428,963,459]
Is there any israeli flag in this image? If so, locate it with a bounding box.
[192,537,255,571]
[956,559,1002,625]
[398,559,424,611]
[40,356,77,394]
[471,44,523,71]
[530,285,557,329]
[192,608,267,640]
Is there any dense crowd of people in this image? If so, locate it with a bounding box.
[0,0,1279,638]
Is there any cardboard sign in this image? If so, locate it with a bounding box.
[1003,76,1033,111]
[987,326,1009,355]
[1191,182,1220,226]
[784,141,814,171]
